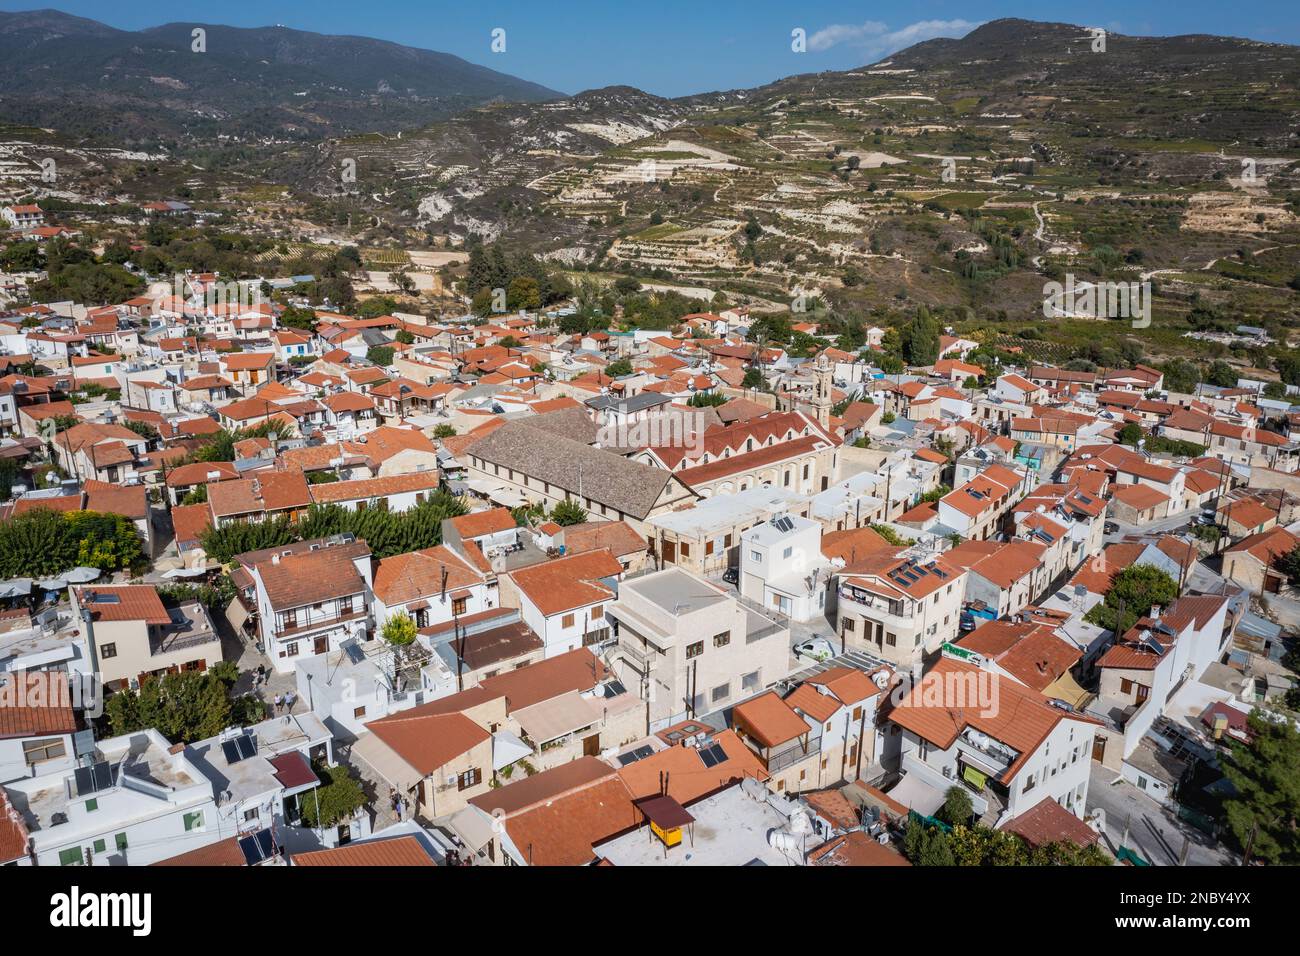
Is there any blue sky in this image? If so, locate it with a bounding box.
[5,1,1299,96]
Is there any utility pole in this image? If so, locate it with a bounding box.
[1241,821,1258,866]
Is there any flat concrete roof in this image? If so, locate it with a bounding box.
[594,783,802,866]
[623,567,728,615]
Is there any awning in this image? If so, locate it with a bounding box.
[512,691,602,745]
[960,747,1005,777]
[406,600,430,612]
[636,794,694,830]
[487,488,527,508]
[162,566,208,579]
[885,773,946,818]
[448,589,472,602]
[491,730,532,771]
[436,805,497,854]
[268,750,320,793]
[962,765,988,790]
[350,732,423,793]
[0,578,32,599]
[1044,670,1093,710]
[225,598,250,633]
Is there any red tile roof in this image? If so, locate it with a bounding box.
[368,709,489,776]
[507,549,622,616]
[733,691,809,748]
[154,835,249,866]
[0,670,76,738]
[74,585,172,625]
[1001,796,1100,849]
[0,791,27,863]
[293,835,435,867]
[889,659,1091,782]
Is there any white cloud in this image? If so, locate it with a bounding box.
[807,18,982,58]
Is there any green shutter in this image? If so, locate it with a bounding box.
[115,833,128,851]
[93,839,106,853]
[59,847,83,866]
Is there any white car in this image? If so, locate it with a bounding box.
[794,638,835,662]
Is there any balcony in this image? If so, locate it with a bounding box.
[766,737,821,774]
[278,606,367,638]
[954,732,1016,775]
[837,586,908,623]
[617,641,658,675]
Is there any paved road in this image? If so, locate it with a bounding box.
[1103,512,1198,545]
[1085,763,1235,866]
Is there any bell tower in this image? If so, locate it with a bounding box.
[810,351,833,429]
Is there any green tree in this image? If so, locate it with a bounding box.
[687,391,727,407]
[280,306,317,331]
[902,307,941,366]
[605,358,633,377]
[904,824,955,865]
[1116,422,1143,447]
[1206,360,1238,389]
[199,493,468,563]
[180,485,209,505]
[1278,545,1300,588]
[123,419,159,443]
[382,612,417,647]
[1083,565,1179,634]
[942,785,974,826]
[1221,712,1300,864]
[433,424,457,439]
[366,345,395,367]
[191,421,286,464]
[551,499,588,527]
[299,763,366,829]
[471,287,498,317]
[0,241,43,271]
[1158,358,1200,394]
[105,671,232,744]
[869,524,916,547]
[507,276,541,311]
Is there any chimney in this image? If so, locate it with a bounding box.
[272,554,281,566]
[1150,604,1160,622]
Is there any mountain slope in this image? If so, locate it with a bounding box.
[0,9,562,145]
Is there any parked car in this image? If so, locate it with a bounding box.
[794,638,835,662]
[722,566,738,585]
[1103,521,1119,534]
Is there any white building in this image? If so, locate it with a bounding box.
[185,713,339,853]
[607,566,791,729]
[3,728,219,866]
[739,513,833,622]
[505,549,621,657]
[886,659,1097,826]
